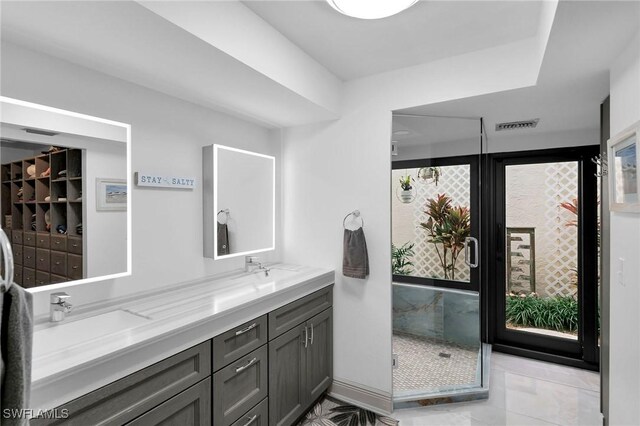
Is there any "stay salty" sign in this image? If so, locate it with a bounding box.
[135,172,196,189]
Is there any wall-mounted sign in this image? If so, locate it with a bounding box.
[134,172,196,189]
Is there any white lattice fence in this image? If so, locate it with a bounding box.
[540,163,579,297]
[411,165,471,282]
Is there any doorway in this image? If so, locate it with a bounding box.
[486,146,600,369]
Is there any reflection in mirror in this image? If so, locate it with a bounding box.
[203,144,275,259]
[0,97,130,290]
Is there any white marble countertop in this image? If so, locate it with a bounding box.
[31,264,334,411]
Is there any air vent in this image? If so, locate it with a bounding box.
[23,128,58,136]
[495,119,539,131]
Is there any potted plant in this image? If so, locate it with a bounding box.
[417,166,441,186]
[392,242,415,275]
[398,175,415,203]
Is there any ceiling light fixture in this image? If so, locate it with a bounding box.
[326,0,419,20]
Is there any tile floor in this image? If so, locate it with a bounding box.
[393,333,479,392]
[394,352,601,425]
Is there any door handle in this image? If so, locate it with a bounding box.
[310,323,314,345]
[464,237,479,268]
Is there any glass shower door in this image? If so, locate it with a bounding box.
[391,113,485,402]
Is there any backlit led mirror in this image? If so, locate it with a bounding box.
[203,144,275,259]
[0,96,131,290]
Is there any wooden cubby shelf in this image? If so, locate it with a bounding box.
[1,147,84,288]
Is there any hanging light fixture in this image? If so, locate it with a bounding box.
[326,0,419,20]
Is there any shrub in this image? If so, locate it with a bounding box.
[505,294,578,333]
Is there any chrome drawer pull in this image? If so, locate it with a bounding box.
[242,415,257,426]
[235,357,257,373]
[310,323,314,345]
[235,322,257,336]
[303,326,308,348]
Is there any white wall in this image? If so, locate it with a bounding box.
[0,41,282,317]
[281,12,557,406]
[607,29,640,426]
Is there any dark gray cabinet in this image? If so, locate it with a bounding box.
[35,285,333,426]
[269,308,333,426]
[126,378,211,426]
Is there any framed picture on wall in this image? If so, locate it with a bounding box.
[608,121,640,213]
[96,178,127,211]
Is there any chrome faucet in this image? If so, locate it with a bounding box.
[244,256,270,276]
[50,292,73,322]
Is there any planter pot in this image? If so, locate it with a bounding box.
[399,189,414,203]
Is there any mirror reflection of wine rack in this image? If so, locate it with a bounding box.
[1,147,84,288]
[506,227,536,295]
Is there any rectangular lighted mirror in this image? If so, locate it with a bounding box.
[0,96,131,291]
[203,144,275,259]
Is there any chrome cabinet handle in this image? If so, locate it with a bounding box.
[242,415,257,426]
[310,323,314,345]
[235,322,257,336]
[303,326,308,348]
[235,357,257,373]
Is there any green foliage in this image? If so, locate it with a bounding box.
[398,175,414,190]
[419,194,471,280]
[392,242,415,275]
[505,294,578,333]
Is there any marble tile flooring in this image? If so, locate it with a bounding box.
[393,333,479,392]
[394,352,601,425]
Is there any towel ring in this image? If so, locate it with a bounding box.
[0,229,14,292]
[217,209,230,225]
[343,210,364,229]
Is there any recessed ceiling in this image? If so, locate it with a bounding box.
[243,0,542,81]
[394,1,640,147]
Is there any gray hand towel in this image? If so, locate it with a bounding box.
[1,284,33,426]
[343,228,370,279]
[217,223,230,256]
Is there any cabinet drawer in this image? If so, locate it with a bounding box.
[50,251,67,276]
[230,398,268,426]
[213,345,268,426]
[13,244,23,265]
[36,271,50,287]
[36,232,51,248]
[213,315,267,372]
[12,230,22,245]
[36,248,50,272]
[32,342,212,426]
[23,267,35,288]
[23,230,36,247]
[126,378,212,426]
[13,266,23,286]
[23,246,36,268]
[67,253,83,280]
[68,235,82,254]
[269,286,333,338]
[50,234,67,251]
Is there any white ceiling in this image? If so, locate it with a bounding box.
[393,1,640,147]
[243,0,542,81]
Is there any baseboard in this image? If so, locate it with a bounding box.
[329,378,393,415]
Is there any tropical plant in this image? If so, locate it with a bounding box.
[505,294,578,333]
[398,175,414,191]
[392,242,415,275]
[560,197,601,247]
[419,194,471,280]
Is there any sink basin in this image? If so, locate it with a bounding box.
[33,309,149,360]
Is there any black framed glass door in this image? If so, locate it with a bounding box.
[487,146,599,368]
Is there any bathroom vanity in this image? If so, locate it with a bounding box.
[30,265,333,426]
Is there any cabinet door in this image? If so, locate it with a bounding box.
[306,309,333,403]
[127,378,211,426]
[269,323,307,426]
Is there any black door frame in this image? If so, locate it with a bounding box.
[392,155,481,292]
[483,146,600,370]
